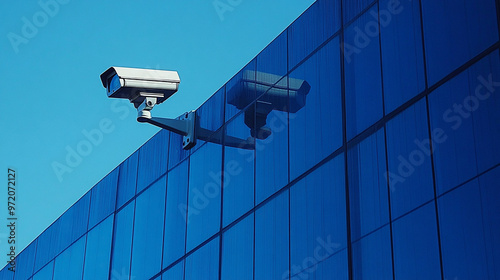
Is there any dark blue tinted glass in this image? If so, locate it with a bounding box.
[184,238,219,280]
[428,52,500,194]
[14,240,37,280]
[421,0,499,85]
[386,99,434,218]
[88,168,118,229]
[348,128,389,240]
[478,166,500,279]
[110,202,134,280]
[343,0,376,23]
[256,31,287,85]
[131,176,166,280]
[0,267,13,280]
[380,0,425,113]
[33,221,60,273]
[221,214,254,280]
[288,249,349,280]
[344,5,384,139]
[288,0,341,69]
[438,179,489,279]
[223,111,254,226]
[352,225,393,280]
[163,160,189,268]
[255,191,289,279]
[116,150,138,209]
[136,130,169,192]
[161,261,184,280]
[186,142,222,251]
[32,261,53,280]
[168,126,190,170]
[34,192,90,272]
[52,236,86,280]
[290,155,347,273]
[197,86,225,135]
[226,60,256,122]
[289,37,343,180]
[255,87,289,204]
[392,203,441,280]
[254,33,289,201]
[83,215,114,280]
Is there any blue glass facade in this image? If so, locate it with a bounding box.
[3,0,500,279]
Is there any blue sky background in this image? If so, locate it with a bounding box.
[0,0,314,263]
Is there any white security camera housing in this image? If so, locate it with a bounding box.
[100,67,180,108]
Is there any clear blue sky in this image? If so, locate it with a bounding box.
[0,0,314,263]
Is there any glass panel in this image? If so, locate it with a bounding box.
[161,261,184,280]
[168,122,190,169]
[344,5,384,140]
[35,192,90,272]
[438,179,489,279]
[223,111,254,226]
[348,128,389,240]
[226,60,256,122]
[116,150,138,209]
[380,0,425,113]
[13,240,37,280]
[52,236,86,280]
[256,31,287,86]
[197,86,225,135]
[184,238,219,280]
[110,201,135,280]
[428,52,500,194]
[83,215,114,280]
[352,225,393,280]
[255,191,289,279]
[163,160,189,268]
[386,99,434,218]
[254,31,289,204]
[288,249,349,280]
[290,155,347,273]
[478,166,500,279]
[88,168,118,229]
[32,261,53,280]
[289,37,343,180]
[0,267,14,280]
[288,1,341,69]
[421,0,498,85]
[137,130,169,192]
[255,89,289,204]
[221,214,254,280]
[186,142,222,251]
[131,176,166,280]
[392,203,441,280]
[343,0,376,23]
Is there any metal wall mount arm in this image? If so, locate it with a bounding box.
[138,111,197,150]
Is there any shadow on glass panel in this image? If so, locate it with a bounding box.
[221,70,310,144]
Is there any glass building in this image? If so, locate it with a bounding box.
[2,0,500,279]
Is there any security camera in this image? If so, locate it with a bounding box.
[100,66,180,113]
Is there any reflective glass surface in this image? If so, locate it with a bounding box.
[136,130,169,192]
[289,36,343,180]
[348,128,389,240]
[52,236,86,280]
[110,201,134,280]
[223,111,254,226]
[421,0,498,85]
[344,5,384,139]
[184,238,219,280]
[88,168,118,229]
[163,160,189,268]
[186,142,222,251]
[255,191,289,279]
[221,214,253,280]
[116,151,138,209]
[83,215,114,280]
[131,176,166,280]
